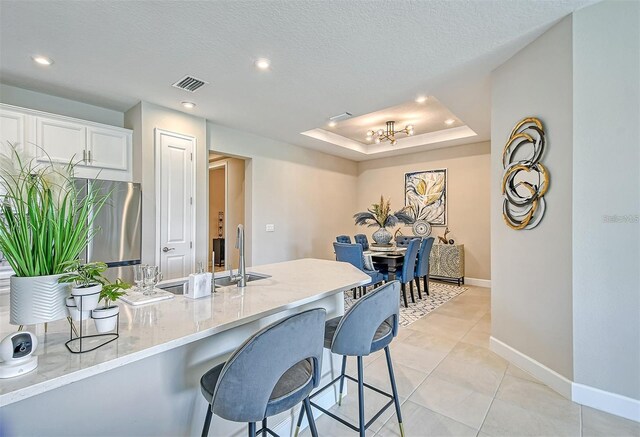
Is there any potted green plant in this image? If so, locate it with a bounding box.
[92,278,131,333]
[0,147,108,325]
[354,196,405,246]
[59,261,109,312]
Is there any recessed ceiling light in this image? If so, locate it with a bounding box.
[254,58,271,70]
[181,101,196,109]
[32,55,53,66]
[327,120,337,128]
[415,95,428,104]
[444,119,455,126]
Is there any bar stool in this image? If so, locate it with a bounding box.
[200,308,326,437]
[294,281,404,437]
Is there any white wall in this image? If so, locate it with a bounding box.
[357,142,491,280]
[572,0,640,401]
[0,83,124,127]
[207,123,358,266]
[125,102,208,270]
[491,16,574,380]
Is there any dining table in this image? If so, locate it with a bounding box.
[364,247,406,279]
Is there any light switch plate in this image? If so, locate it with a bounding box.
[266,224,275,232]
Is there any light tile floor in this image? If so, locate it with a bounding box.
[303,284,640,437]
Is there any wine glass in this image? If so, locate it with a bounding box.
[133,264,146,292]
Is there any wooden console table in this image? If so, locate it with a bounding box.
[429,243,465,285]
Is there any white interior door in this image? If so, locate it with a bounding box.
[156,129,194,279]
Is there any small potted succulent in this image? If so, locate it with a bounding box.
[92,278,131,333]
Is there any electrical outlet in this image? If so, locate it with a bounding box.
[265,224,275,232]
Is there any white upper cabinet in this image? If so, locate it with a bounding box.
[0,108,28,155]
[36,116,87,165]
[87,126,129,171]
[0,104,132,181]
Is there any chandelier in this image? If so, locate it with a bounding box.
[366,121,414,146]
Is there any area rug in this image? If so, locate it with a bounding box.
[344,282,468,327]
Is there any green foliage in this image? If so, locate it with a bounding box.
[58,260,108,288]
[100,278,131,307]
[0,146,109,277]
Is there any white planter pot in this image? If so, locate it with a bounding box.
[71,284,102,312]
[65,296,91,322]
[10,274,70,325]
[91,305,119,333]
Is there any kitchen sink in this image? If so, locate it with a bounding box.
[157,272,271,295]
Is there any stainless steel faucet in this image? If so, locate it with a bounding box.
[235,224,247,287]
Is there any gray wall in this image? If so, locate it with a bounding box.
[491,16,574,379]
[0,83,124,127]
[572,0,640,400]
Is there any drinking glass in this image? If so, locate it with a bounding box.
[143,265,160,296]
[133,264,146,292]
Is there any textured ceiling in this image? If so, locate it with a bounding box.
[0,0,595,161]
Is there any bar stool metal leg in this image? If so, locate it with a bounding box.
[357,356,366,437]
[338,355,347,406]
[248,422,256,437]
[261,418,267,437]
[202,405,213,437]
[293,405,305,437]
[304,397,319,437]
[384,346,405,437]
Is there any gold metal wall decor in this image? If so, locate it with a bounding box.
[501,117,549,230]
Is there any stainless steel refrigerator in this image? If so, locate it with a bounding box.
[76,179,142,283]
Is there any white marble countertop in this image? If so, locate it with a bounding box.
[0,258,369,406]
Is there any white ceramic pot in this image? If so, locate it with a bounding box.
[10,274,70,325]
[65,296,91,322]
[91,305,119,333]
[71,283,102,312]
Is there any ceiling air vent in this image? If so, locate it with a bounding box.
[172,75,209,93]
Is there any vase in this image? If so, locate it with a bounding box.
[10,274,70,325]
[92,305,119,333]
[372,227,392,245]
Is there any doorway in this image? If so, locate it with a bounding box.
[209,153,246,272]
[155,129,196,279]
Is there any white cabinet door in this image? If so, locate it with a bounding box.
[0,108,27,156]
[35,116,86,165]
[87,126,130,171]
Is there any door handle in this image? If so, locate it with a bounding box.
[162,247,175,253]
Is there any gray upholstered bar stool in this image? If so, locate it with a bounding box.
[294,281,404,437]
[200,308,326,437]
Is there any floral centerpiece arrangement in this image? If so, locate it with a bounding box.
[354,196,411,245]
[0,147,108,325]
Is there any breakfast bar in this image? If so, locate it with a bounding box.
[0,259,370,436]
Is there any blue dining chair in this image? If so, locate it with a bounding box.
[414,237,435,299]
[333,242,384,298]
[336,235,352,244]
[394,238,420,307]
[395,235,414,247]
[353,234,369,251]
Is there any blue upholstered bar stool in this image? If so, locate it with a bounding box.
[200,309,326,437]
[334,242,385,298]
[295,281,404,437]
[336,235,352,243]
[414,237,435,298]
[353,234,369,251]
[395,238,420,307]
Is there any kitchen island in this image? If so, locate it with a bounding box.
[0,258,369,436]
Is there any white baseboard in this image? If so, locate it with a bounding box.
[572,382,640,422]
[465,277,491,288]
[490,336,573,399]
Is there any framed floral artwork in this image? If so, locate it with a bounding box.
[404,169,447,226]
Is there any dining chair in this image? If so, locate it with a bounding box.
[353,234,369,251]
[333,242,384,298]
[414,237,435,299]
[394,235,415,247]
[393,238,420,307]
[336,235,352,244]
